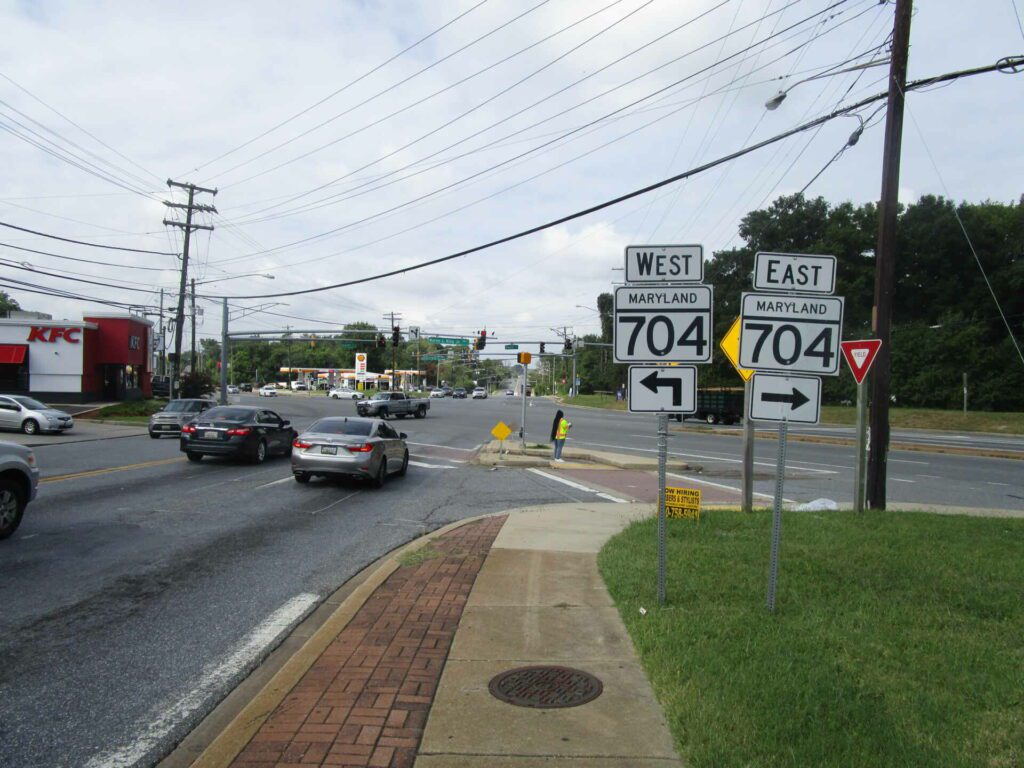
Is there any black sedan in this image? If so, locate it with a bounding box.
[180,406,296,464]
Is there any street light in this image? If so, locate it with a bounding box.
[191,273,275,287]
[765,58,890,110]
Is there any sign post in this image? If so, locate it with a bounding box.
[841,339,882,513]
[766,419,788,613]
[657,412,668,605]
[517,352,532,447]
[720,316,755,512]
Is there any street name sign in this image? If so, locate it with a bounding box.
[625,244,703,284]
[427,336,469,346]
[753,252,837,294]
[613,285,713,363]
[719,316,755,382]
[628,365,697,413]
[749,373,821,424]
[738,293,844,375]
[840,339,882,385]
[504,343,519,350]
[665,486,701,520]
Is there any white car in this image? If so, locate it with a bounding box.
[471,387,487,399]
[329,388,364,400]
[429,389,446,398]
[227,385,240,394]
[258,385,277,397]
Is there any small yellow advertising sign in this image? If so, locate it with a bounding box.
[665,486,702,520]
[720,316,755,382]
[491,421,513,442]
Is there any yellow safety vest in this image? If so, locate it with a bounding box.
[556,418,571,440]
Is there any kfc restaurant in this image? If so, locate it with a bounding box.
[0,313,153,402]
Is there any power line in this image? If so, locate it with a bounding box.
[188,0,494,176]
[0,221,178,255]
[0,241,172,271]
[210,56,1022,301]
[0,276,157,310]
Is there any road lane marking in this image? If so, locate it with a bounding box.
[527,468,627,502]
[890,458,930,465]
[405,441,476,452]
[256,476,294,489]
[918,474,942,479]
[665,472,794,503]
[308,491,360,516]
[408,460,455,470]
[576,440,837,474]
[83,592,319,768]
[891,478,916,483]
[986,482,1010,486]
[41,456,184,484]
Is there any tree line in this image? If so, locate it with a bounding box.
[572,193,1024,411]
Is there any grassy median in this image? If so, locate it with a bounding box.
[598,510,1024,767]
[79,399,166,423]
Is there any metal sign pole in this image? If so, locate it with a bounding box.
[766,419,788,613]
[521,361,528,447]
[742,377,754,513]
[657,412,668,605]
[854,380,868,513]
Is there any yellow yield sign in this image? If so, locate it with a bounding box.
[720,316,755,381]
[491,421,513,442]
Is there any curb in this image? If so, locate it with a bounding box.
[165,511,506,768]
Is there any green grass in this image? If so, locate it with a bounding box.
[820,406,1024,434]
[82,400,166,419]
[561,393,628,411]
[598,510,1024,768]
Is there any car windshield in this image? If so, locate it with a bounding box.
[371,393,390,400]
[164,400,204,413]
[12,396,48,410]
[201,407,251,421]
[307,419,373,436]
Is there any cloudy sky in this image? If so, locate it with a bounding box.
[1,0,1022,351]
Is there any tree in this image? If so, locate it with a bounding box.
[0,291,21,315]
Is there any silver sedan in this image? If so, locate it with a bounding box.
[290,416,409,487]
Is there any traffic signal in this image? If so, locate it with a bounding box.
[517,352,532,365]
[476,329,487,350]
[564,337,573,352]
[376,333,386,348]
[539,342,546,354]
[392,326,400,347]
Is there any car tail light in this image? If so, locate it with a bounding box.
[226,427,252,436]
[293,439,312,449]
[345,443,374,453]
[181,424,196,434]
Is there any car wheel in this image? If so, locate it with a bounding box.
[0,480,26,540]
[251,439,268,464]
[186,452,203,462]
[149,431,161,439]
[22,419,39,435]
[294,472,311,484]
[414,407,426,419]
[397,450,409,477]
[372,458,387,488]
[379,408,389,420]
[706,414,719,425]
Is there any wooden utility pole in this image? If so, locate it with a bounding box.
[190,277,197,376]
[867,0,913,510]
[164,180,216,398]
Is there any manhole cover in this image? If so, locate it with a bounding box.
[488,665,603,708]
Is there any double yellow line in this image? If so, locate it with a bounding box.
[41,456,185,484]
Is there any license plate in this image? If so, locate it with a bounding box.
[203,431,218,439]
[321,446,338,455]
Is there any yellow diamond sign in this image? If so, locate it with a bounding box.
[720,316,755,382]
[491,421,513,442]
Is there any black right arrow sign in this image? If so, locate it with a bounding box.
[761,387,810,410]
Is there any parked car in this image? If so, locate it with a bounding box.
[180,405,296,464]
[329,388,364,400]
[0,441,39,539]
[149,398,215,438]
[452,388,467,399]
[505,389,514,397]
[356,391,430,419]
[227,385,240,395]
[0,395,74,435]
[291,381,307,391]
[258,385,277,397]
[239,383,253,392]
[471,387,487,399]
[151,376,171,397]
[429,388,445,399]
[291,417,408,487]
[441,386,453,397]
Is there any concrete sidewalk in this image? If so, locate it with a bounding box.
[180,502,678,768]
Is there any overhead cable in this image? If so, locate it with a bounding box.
[0,221,179,255]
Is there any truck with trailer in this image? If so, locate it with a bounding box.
[672,387,744,425]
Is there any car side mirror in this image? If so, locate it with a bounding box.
[281,420,291,428]
[400,432,407,439]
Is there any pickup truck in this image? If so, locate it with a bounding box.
[356,391,430,419]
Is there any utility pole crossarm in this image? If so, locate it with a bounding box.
[167,179,217,195]
[164,202,218,214]
[163,219,215,231]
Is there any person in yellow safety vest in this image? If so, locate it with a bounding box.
[552,410,572,462]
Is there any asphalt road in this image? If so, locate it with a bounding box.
[1,392,1021,767]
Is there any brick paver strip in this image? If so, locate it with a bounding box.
[228,515,506,768]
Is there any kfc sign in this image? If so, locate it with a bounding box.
[28,326,81,343]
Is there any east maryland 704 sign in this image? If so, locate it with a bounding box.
[739,292,844,375]
[614,285,713,363]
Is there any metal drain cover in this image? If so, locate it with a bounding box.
[488,665,603,709]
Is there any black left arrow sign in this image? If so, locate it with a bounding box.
[641,371,682,405]
[762,387,810,410]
